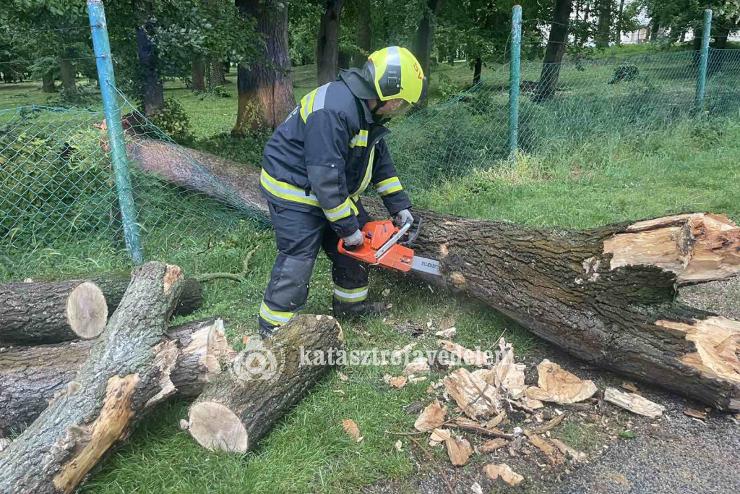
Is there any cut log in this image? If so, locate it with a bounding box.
[0,318,234,437]
[0,275,202,345]
[186,314,343,452]
[0,262,184,494]
[128,138,740,411]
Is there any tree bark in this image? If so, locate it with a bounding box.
[42,70,56,93]
[534,0,573,102]
[233,0,295,134]
[192,58,206,91]
[0,262,184,493]
[595,0,612,48]
[136,22,165,116]
[413,0,442,106]
[126,139,740,411]
[186,314,343,452]
[208,58,227,89]
[59,58,76,94]
[317,0,344,86]
[0,276,202,345]
[0,318,234,437]
[355,0,372,66]
[615,0,625,45]
[472,57,482,85]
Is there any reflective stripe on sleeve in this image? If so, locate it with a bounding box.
[323,197,355,222]
[333,285,369,303]
[300,83,330,123]
[374,176,403,196]
[260,169,320,207]
[259,301,294,326]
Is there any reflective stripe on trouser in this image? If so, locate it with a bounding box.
[259,202,369,333]
[333,285,369,303]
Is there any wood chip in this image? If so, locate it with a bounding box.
[414,400,448,432]
[604,387,665,418]
[550,438,586,462]
[0,438,11,452]
[525,360,597,404]
[342,419,363,442]
[443,367,501,419]
[483,463,524,486]
[435,327,457,338]
[429,428,452,446]
[338,372,349,382]
[524,430,563,465]
[684,406,708,420]
[384,374,408,389]
[438,339,490,367]
[445,436,473,466]
[391,343,417,359]
[470,482,483,494]
[621,381,639,393]
[394,439,403,452]
[492,338,527,398]
[529,413,565,434]
[403,356,430,376]
[485,411,507,429]
[479,438,509,453]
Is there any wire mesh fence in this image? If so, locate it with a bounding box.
[389,47,740,192]
[1,23,739,274]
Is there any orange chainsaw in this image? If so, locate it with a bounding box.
[337,219,441,276]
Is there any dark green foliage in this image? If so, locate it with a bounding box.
[609,63,640,84]
[144,99,194,144]
[195,130,270,166]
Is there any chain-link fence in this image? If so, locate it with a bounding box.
[1,5,739,275]
[389,47,740,191]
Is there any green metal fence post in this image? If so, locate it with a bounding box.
[87,0,143,264]
[695,8,712,110]
[509,4,522,155]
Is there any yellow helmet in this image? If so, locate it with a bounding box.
[364,46,427,104]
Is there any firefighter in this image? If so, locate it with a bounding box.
[257,46,427,338]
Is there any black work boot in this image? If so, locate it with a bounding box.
[332,299,387,319]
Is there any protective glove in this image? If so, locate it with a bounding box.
[342,229,364,249]
[394,209,414,227]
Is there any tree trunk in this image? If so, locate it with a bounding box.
[413,0,442,106]
[186,314,343,452]
[355,0,372,66]
[42,70,56,93]
[649,19,659,42]
[126,139,740,411]
[136,23,165,116]
[0,276,202,345]
[208,58,227,89]
[192,58,206,91]
[0,318,234,437]
[233,0,295,134]
[472,57,482,85]
[317,0,344,86]
[534,0,573,102]
[0,262,184,493]
[595,0,612,48]
[615,0,625,45]
[59,58,76,94]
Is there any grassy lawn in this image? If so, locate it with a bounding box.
[1,49,739,493]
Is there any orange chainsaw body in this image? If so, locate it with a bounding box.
[337,220,414,273]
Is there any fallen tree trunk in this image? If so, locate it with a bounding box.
[185,314,343,452]
[0,275,202,345]
[128,138,740,411]
[0,262,185,493]
[0,318,234,437]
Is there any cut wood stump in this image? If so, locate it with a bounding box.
[0,262,184,494]
[0,275,202,345]
[185,314,344,452]
[129,138,740,411]
[0,318,234,437]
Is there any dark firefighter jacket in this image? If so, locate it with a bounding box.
[259,69,412,238]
